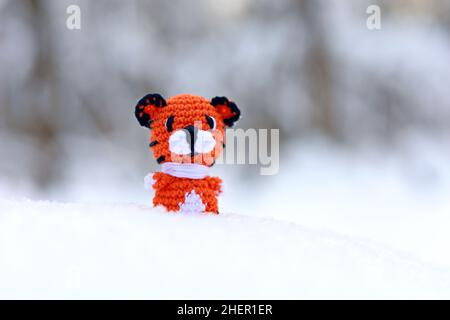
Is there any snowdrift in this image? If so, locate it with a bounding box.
[0,199,449,299]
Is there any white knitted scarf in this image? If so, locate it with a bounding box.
[161,162,210,179]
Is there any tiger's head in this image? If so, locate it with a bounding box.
[134,93,240,166]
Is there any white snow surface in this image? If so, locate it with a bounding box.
[1,199,450,299]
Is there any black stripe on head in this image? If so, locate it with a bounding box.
[149,141,158,147]
[156,155,165,164]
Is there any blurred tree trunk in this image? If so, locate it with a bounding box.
[298,0,336,138]
[23,0,61,190]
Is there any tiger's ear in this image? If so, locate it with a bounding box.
[134,93,167,129]
[210,96,241,127]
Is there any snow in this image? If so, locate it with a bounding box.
[220,137,450,269]
[1,199,450,299]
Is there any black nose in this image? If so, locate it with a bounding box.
[183,125,198,156]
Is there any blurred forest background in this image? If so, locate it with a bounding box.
[1,0,449,211]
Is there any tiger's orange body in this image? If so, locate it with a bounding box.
[134,93,240,214]
[152,172,222,213]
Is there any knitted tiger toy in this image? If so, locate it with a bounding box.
[134,93,241,214]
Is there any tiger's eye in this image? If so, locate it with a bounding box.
[165,115,175,132]
[205,115,216,130]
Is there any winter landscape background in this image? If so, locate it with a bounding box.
[1,0,450,298]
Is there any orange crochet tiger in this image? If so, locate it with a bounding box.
[134,93,240,214]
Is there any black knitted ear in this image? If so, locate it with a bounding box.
[135,93,167,129]
[211,96,241,127]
